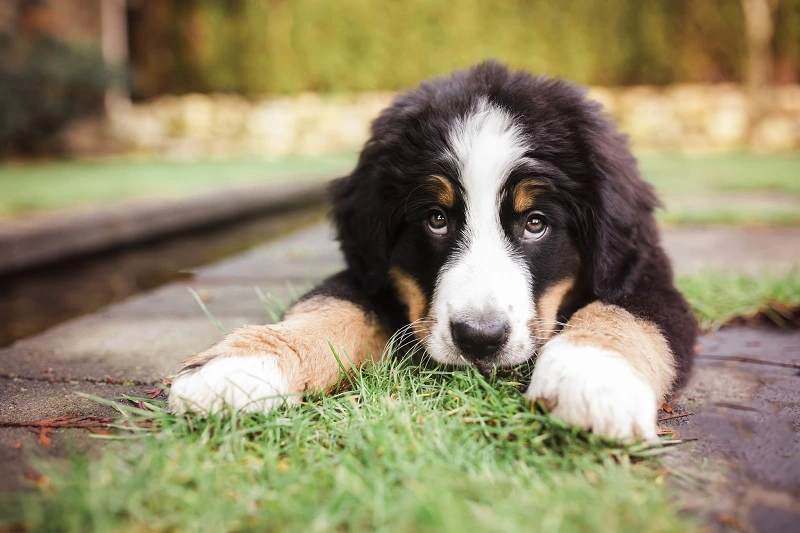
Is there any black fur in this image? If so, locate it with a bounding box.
[330,61,697,390]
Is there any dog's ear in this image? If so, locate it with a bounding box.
[331,149,392,295]
[581,106,660,300]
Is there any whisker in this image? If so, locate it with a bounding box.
[381,317,435,358]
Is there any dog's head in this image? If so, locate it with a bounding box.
[333,61,659,370]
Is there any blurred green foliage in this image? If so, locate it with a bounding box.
[130,0,800,97]
[0,31,110,155]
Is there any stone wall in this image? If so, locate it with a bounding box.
[80,84,800,158]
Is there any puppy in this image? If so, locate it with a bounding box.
[169,61,697,441]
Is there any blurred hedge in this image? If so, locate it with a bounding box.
[129,0,800,97]
[0,31,109,155]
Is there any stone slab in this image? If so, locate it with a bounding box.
[0,378,154,423]
[662,226,800,276]
[0,315,251,383]
[663,327,800,531]
[98,282,314,319]
[0,178,330,276]
[193,223,344,282]
[0,224,338,383]
[0,378,155,493]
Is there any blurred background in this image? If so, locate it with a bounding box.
[0,0,799,344]
[2,0,800,160]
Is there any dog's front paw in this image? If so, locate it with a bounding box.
[168,326,301,416]
[524,336,658,441]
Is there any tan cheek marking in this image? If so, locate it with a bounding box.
[181,297,390,394]
[559,302,676,400]
[426,175,455,209]
[388,268,433,344]
[513,180,545,213]
[531,277,575,342]
[388,267,428,324]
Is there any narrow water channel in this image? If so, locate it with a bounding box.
[0,206,325,347]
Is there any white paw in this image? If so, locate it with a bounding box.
[168,356,300,416]
[524,336,658,441]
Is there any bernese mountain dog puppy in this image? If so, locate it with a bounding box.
[169,61,697,441]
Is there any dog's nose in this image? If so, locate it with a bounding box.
[451,317,509,359]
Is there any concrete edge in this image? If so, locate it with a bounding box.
[0,176,333,275]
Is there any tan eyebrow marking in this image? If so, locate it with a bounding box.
[425,175,456,209]
[512,179,546,213]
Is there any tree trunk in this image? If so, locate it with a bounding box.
[741,0,776,121]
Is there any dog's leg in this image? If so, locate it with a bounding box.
[168,280,389,416]
[524,301,677,441]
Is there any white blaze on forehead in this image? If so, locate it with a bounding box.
[447,98,529,214]
[426,98,535,367]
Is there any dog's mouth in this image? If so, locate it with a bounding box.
[471,359,499,377]
[467,357,535,381]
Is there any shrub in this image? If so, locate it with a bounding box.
[0,31,111,156]
[124,0,798,97]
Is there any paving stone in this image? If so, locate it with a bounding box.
[0,378,154,493]
[98,282,314,319]
[0,378,153,424]
[662,226,800,275]
[0,224,336,384]
[194,224,344,282]
[664,327,800,531]
[0,178,329,275]
[0,315,239,382]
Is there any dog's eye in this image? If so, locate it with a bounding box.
[426,210,448,235]
[524,213,547,239]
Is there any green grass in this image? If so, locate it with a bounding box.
[639,152,800,226]
[678,271,800,330]
[4,271,800,531]
[639,152,800,196]
[5,360,690,533]
[0,155,355,216]
[657,208,800,226]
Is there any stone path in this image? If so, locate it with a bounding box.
[662,328,800,532]
[0,222,798,532]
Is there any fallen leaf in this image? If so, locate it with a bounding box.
[144,387,164,399]
[38,428,52,447]
[41,367,54,374]
[658,403,674,413]
[657,427,679,439]
[24,470,50,488]
[12,441,22,450]
[717,513,746,531]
